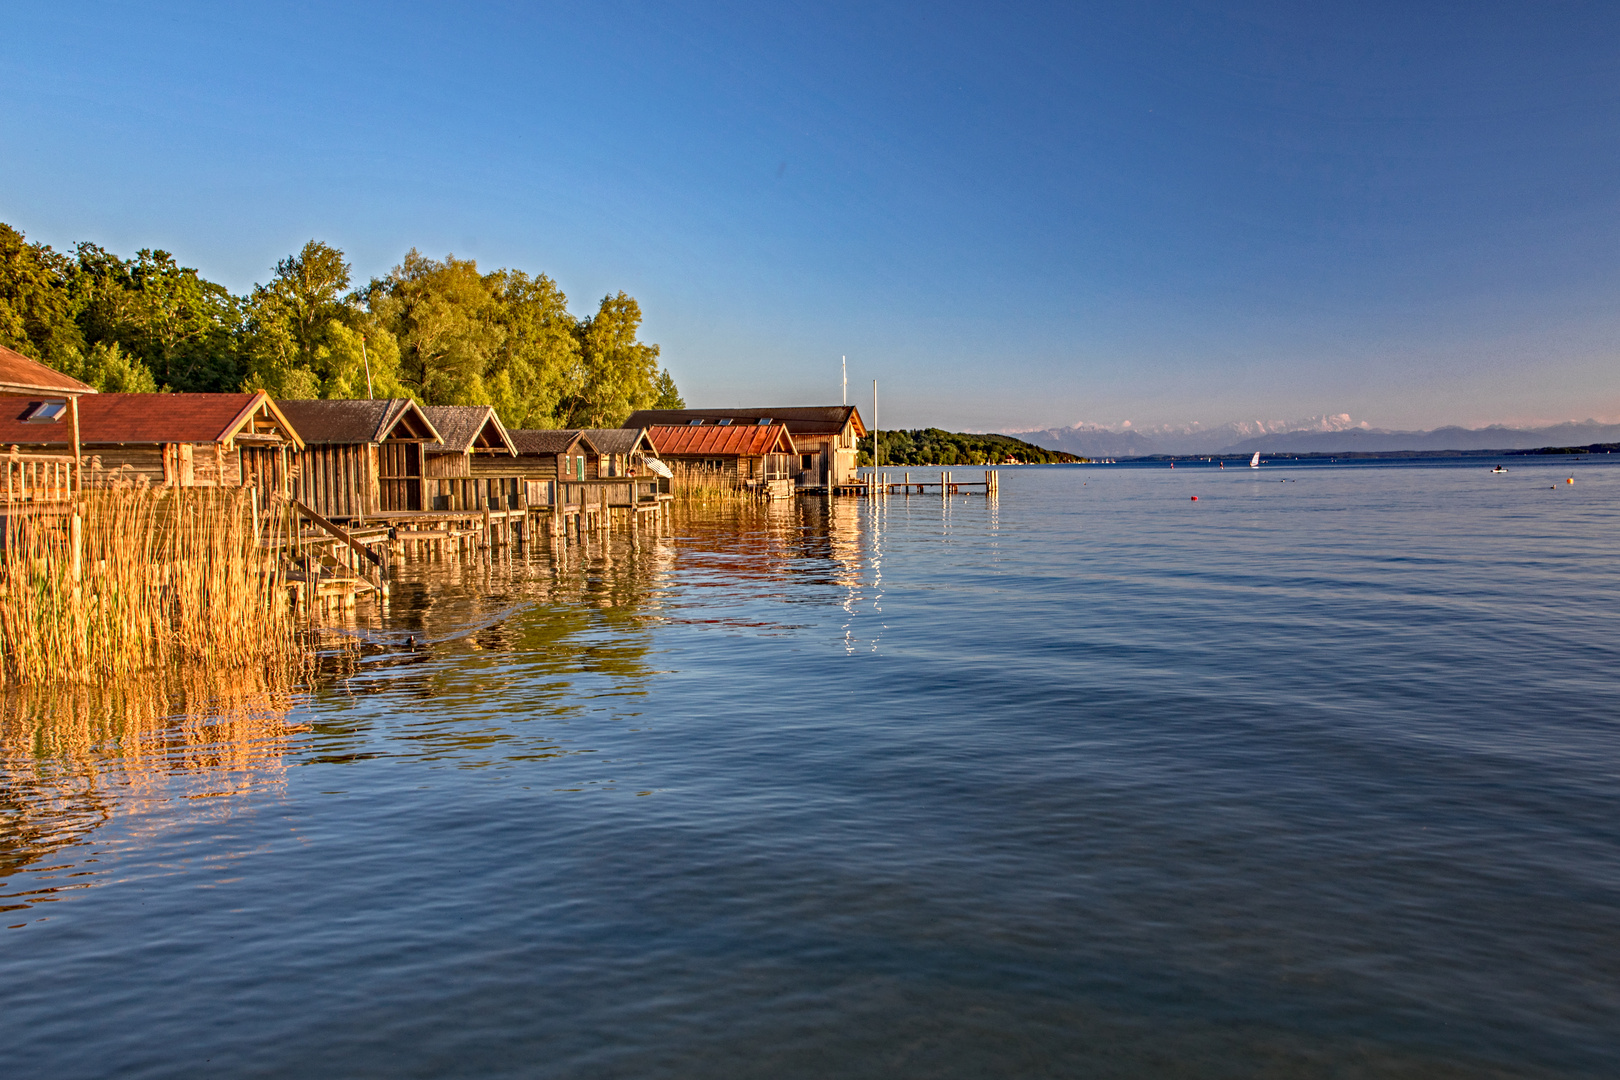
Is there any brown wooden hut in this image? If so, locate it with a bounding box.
[0,344,96,501]
[643,422,796,498]
[275,398,443,521]
[582,428,664,514]
[625,407,863,490]
[500,429,595,510]
[0,390,303,502]
[421,405,519,511]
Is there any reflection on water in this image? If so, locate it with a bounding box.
[0,669,303,919]
[0,499,867,918]
[6,468,1618,1078]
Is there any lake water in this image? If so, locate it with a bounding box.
[4,458,1620,1078]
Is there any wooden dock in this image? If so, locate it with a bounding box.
[859,469,1000,496]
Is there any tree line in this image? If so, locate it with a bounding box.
[0,223,682,428]
[861,428,1083,466]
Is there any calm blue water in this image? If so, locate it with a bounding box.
[5,458,1620,1078]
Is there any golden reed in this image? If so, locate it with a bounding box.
[0,483,296,687]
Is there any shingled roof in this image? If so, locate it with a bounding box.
[421,405,516,455]
[275,398,441,445]
[0,344,95,396]
[582,428,656,456]
[624,406,863,438]
[508,429,588,456]
[0,391,302,449]
[644,423,795,456]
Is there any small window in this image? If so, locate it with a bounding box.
[20,400,67,423]
[756,418,772,425]
[688,419,704,426]
[716,418,732,426]
[802,454,814,471]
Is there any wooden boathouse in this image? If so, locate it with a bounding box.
[581,428,666,523]
[275,398,443,522]
[625,407,864,492]
[0,344,96,502]
[0,389,303,502]
[420,405,520,512]
[641,421,796,499]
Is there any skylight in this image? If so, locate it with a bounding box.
[756,418,772,425]
[20,400,67,423]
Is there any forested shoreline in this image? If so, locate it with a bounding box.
[0,223,682,428]
[862,428,1084,466]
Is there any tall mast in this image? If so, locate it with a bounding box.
[842,355,847,406]
[873,379,879,470]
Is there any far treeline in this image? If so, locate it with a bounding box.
[1511,444,1619,455]
[0,223,682,429]
[862,428,1083,466]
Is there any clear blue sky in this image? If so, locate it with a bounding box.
[4,1,1616,432]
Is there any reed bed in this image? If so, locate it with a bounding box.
[0,483,296,687]
[670,466,767,506]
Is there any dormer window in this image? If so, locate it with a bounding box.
[20,400,67,423]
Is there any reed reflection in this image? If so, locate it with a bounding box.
[0,667,304,922]
[2,500,878,918]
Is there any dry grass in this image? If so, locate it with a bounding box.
[670,465,768,506]
[0,484,296,687]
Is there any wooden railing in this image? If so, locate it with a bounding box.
[2,446,78,504]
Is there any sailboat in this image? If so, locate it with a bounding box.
[1249,452,1261,469]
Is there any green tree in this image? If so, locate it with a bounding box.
[0,223,84,369]
[562,291,665,428]
[364,250,499,406]
[241,240,410,400]
[652,368,684,409]
[484,269,583,427]
[78,341,158,393]
[71,244,243,391]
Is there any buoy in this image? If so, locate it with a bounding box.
[1567,477,1574,484]
[1190,496,1198,501]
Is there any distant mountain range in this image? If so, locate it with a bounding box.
[1004,415,1620,458]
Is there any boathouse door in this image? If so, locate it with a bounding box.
[379,442,423,512]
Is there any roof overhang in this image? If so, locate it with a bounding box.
[381,399,444,444]
[223,392,305,452]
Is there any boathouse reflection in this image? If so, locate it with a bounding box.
[1,496,874,918]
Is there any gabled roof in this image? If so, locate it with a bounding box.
[275,398,442,446]
[644,423,795,457]
[625,406,864,439]
[0,344,95,396]
[420,405,516,456]
[0,391,303,450]
[583,428,656,456]
[508,428,589,456]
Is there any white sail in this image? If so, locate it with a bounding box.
[1249,452,1261,469]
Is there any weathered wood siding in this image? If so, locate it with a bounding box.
[291,444,374,520]
[377,442,422,512]
[239,446,289,503]
[425,451,470,478]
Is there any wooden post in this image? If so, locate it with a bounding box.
[69,396,82,494]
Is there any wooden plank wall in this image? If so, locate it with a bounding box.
[239,446,287,502]
[292,445,372,520]
[377,442,420,512]
[425,452,471,478]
